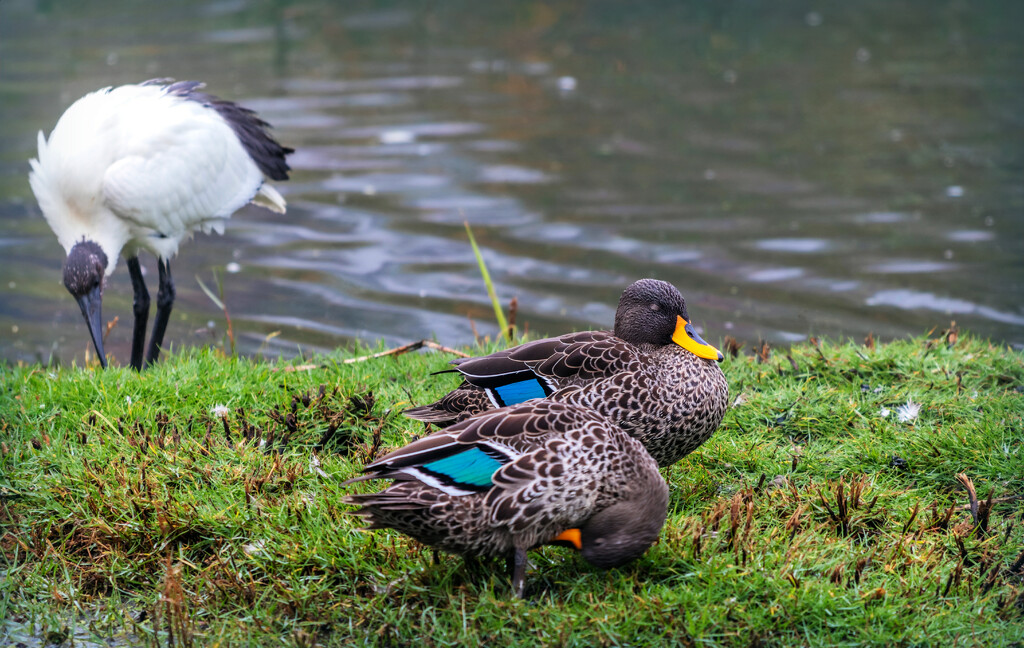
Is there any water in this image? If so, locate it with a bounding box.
[1,0,1022,366]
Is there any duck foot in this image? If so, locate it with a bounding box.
[508,546,528,598]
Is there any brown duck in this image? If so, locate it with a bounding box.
[405,278,729,467]
[346,400,669,597]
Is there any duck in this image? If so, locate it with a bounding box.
[405,278,729,467]
[345,400,669,598]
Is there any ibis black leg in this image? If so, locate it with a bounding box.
[126,257,150,372]
[146,259,175,367]
[508,545,528,599]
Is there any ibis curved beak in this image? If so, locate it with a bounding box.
[74,285,107,369]
[550,528,582,550]
[672,316,723,362]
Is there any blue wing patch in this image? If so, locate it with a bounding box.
[490,378,550,407]
[421,447,504,490]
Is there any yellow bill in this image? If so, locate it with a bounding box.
[672,316,723,362]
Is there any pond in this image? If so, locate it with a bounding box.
[1,0,1021,366]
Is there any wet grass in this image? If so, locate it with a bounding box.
[1,331,1022,647]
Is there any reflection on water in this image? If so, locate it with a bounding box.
[866,290,1024,326]
[0,0,1022,367]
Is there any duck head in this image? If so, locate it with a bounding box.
[63,240,108,368]
[614,278,723,362]
[552,478,670,569]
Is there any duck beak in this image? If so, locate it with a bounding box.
[74,285,107,369]
[550,528,582,550]
[672,316,723,362]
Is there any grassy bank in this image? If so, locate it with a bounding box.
[1,332,1022,647]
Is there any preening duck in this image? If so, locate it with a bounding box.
[346,400,669,598]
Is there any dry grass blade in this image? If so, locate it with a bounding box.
[946,320,959,347]
[271,364,320,373]
[756,339,771,363]
[809,336,830,365]
[102,315,119,343]
[157,555,193,648]
[723,336,743,358]
[955,473,979,523]
[786,354,800,372]
[507,296,518,342]
[341,339,470,364]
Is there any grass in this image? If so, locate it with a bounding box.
[1,331,1022,647]
[464,221,513,343]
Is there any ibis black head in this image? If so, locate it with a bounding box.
[63,240,108,368]
[578,482,669,569]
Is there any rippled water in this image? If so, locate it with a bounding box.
[1,0,1021,366]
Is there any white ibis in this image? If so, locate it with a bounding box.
[28,79,293,370]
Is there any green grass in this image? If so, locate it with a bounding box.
[1,333,1022,647]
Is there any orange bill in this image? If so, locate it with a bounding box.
[671,316,723,362]
[551,528,582,550]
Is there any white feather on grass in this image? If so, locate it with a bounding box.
[896,400,921,423]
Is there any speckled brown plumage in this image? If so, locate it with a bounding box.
[405,279,729,467]
[345,401,669,596]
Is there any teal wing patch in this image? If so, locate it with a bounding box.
[490,378,551,406]
[421,446,505,491]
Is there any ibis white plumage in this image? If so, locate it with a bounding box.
[29,79,293,370]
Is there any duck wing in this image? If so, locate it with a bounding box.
[352,402,614,533]
[402,381,492,424]
[452,330,643,407]
[349,402,589,497]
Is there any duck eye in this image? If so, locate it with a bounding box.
[649,303,660,312]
